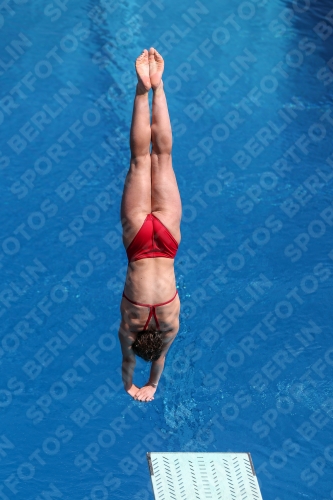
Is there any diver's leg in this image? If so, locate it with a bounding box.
[150,48,181,241]
[121,50,152,247]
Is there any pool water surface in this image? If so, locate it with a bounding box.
[1,0,333,499]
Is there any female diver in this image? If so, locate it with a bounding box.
[118,48,182,403]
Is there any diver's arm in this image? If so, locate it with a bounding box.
[118,325,138,395]
[148,356,165,387]
[147,327,178,387]
[121,356,136,391]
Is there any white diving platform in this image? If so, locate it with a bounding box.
[146,452,263,500]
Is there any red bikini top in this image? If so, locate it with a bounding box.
[126,214,179,262]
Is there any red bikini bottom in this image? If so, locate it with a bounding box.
[122,290,178,330]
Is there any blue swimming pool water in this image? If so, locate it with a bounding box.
[1,1,333,499]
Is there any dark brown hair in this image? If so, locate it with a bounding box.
[132,326,163,362]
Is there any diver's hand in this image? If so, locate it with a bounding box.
[126,384,140,398]
[133,384,156,402]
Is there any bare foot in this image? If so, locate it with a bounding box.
[126,383,140,398]
[134,384,156,402]
[135,49,151,92]
[149,47,164,90]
